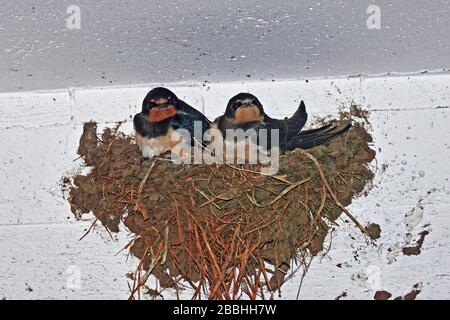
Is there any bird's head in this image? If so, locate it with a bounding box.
[142,87,179,123]
[225,93,264,124]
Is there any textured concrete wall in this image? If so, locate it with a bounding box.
[1,0,449,92]
[1,73,449,299]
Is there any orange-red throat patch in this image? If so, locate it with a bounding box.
[234,106,261,123]
[149,105,177,123]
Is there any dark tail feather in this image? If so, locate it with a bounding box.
[286,123,352,150]
[284,100,308,139]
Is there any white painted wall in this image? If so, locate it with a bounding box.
[1,73,449,299]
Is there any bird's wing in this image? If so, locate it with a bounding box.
[261,100,308,147]
[283,100,308,140]
[258,117,289,150]
[133,112,154,137]
[286,123,352,150]
[177,100,211,129]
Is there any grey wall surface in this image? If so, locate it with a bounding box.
[1,0,449,92]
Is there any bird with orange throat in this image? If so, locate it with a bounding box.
[133,87,211,160]
[207,92,351,159]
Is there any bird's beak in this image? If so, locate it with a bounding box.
[154,103,174,109]
[234,104,261,123]
[148,104,177,123]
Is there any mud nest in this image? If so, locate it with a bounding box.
[65,107,376,300]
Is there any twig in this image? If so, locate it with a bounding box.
[226,164,289,181]
[267,178,309,206]
[129,241,165,299]
[161,220,169,265]
[79,218,98,241]
[114,234,141,256]
[301,150,370,236]
[133,160,156,219]
[320,228,335,263]
[296,256,313,300]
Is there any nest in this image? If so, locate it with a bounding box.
[65,108,377,299]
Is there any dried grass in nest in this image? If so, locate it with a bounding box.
[65,110,376,300]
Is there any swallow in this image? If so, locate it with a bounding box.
[208,93,351,155]
[133,87,211,159]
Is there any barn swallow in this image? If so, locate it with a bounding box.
[208,93,351,155]
[133,87,211,159]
